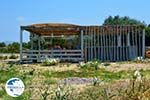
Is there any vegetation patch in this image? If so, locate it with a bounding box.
[42,58,60,66]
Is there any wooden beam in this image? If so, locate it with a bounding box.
[20,29,23,63]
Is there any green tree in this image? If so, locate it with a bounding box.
[0,42,6,47]
[103,15,150,46]
[103,15,145,25]
[7,42,20,53]
[23,42,31,49]
[145,27,150,46]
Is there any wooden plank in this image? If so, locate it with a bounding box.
[94,27,96,59]
[112,26,115,61]
[87,27,89,61]
[110,27,113,61]
[108,28,111,61]
[135,26,138,58]
[84,27,87,61]
[120,26,123,61]
[116,26,119,61]
[142,29,145,58]
[114,26,117,61]
[81,30,84,59]
[132,26,136,59]
[23,53,82,56]
[122,26,125,61]
[100,27,103,60]
[117,25,120,61]
[114,26,116,61]
[106,30,108,61]
[138,27,141,57]
[126,26,130,60]
[97,27,99,60]
[23,50,82,53]
[91,27,93,60]
[88,27,91,61]
[103,27,106,60]
[38,35,41,60]
[22,57,83,61]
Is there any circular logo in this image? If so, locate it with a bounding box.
[5,78,25,97]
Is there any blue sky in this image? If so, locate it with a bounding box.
[0,0,150,42]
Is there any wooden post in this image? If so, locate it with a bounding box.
[84,27,87,61]
[131,26,135,59]
[97,27,100,60]
[113,27,116,61]
[90,27,93,60]
[138,27,141,57]
[118,26,121,61]
[122,26,125,61]
[103,27,106,60]
[126,27,129,60]
[20,28,23,63]
[106,30,108,61]
[108,29,111,61]
[81,30,84,59]
[101,27,103,61]
[51,33,53,58]
[135,26,138,58]
[116,26,119,61]
[88,27,90,61]
[142,29,145,58]
[38,35,41,61]
[30,33,33,50]
[94,27,96,59]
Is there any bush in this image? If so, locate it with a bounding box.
[0,56,8,60]
[42,58,60,66]
[0,56,3,60]
[79,59,100,70]
[9,55,18,59]
[51,85,73,100]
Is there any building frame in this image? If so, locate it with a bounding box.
[20,23,145,63]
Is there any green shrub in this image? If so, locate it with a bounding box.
[3,56,8,60]
[0,56,8,60]
[79,59,100,70]
[9,55,18,59]
[51,85,73,100]
[0,56,3,60]
[42,58,60,66]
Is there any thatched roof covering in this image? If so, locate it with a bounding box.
[21,23,82,35]
[21,23,145,36]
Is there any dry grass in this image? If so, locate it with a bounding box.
[0,60,150,99]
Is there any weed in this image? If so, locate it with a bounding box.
[42,58,60,66]
[9,54,18,59]
[52,85,73,100]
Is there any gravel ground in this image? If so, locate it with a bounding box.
[58,77,94,85]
